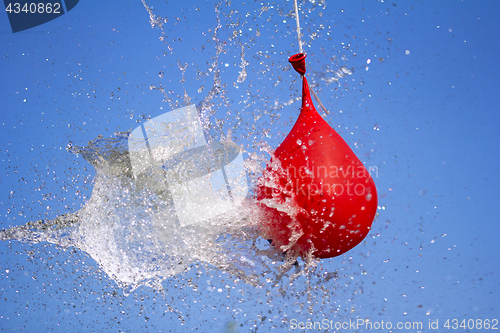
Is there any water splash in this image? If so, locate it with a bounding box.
[1,131,317,293]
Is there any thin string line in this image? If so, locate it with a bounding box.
[310,84,329,114]
[293,0,329,114]
[293,0,303,54]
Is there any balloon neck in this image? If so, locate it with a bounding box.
[289,53,307,76]
[301,76,315,113]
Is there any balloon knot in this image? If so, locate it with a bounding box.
[289,53,307,76]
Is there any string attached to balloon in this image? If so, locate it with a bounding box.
[255,1,378,259]
[293,0,303,54]
[292,0,329,114]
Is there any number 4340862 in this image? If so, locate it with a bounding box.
[444,319,498,330]
[5,2,62,14]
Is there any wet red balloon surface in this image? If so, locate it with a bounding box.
[256,54,378,259]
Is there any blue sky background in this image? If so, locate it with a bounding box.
[1,0,499,332]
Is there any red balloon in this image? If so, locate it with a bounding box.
[256,54,377,259]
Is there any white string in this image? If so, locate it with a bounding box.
[293,0,303,54]
[310,84,329,114]
[293,0,329,114]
